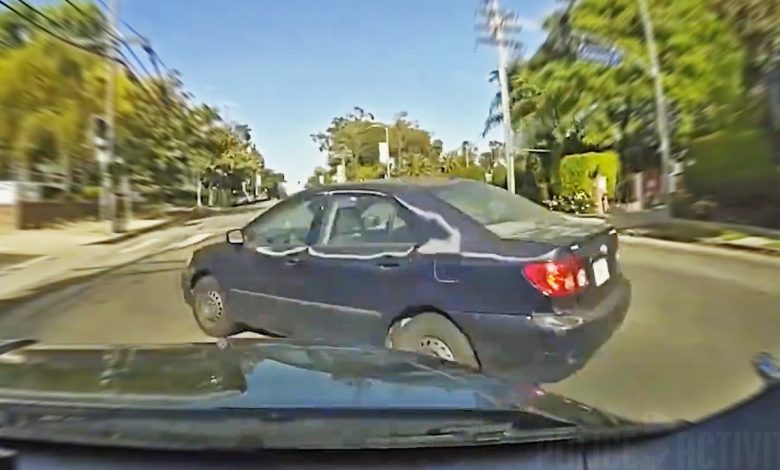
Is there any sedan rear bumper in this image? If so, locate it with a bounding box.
[450,276,631,384]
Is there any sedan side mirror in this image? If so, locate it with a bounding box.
[226,229,244,245]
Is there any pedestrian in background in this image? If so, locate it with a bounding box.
[591,167,609,215]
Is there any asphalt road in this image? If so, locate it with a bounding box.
[0,232,778,424]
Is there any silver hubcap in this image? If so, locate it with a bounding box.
[197,291,223,325]
[419,336,455,362]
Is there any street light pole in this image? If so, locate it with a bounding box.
[383,126,390,179]
[637,0,673,216]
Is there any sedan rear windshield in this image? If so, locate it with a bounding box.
[430,181,566,235]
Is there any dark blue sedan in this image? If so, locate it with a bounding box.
[182,178,631,380]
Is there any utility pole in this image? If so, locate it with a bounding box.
[96,0,118,225]
[477,0,521,194]
[104,0,130,233]
[96,0,149,232]
[637,0,673,216]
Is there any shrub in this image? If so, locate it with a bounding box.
[449,165,486,182]
[80,186,101,200]
[137,204,166,220]
[544,191,594,214]
[671,191,718,221]
[558,151,620,198]
[490,165,507,187]
[355,164,385,181]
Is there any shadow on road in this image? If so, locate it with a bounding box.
[114,267,182,278]
[0,269,107,317]
[0,254,38,269]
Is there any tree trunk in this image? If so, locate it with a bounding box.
[63,152,72,198]
[195,173,203,208]
[768,66,780,133]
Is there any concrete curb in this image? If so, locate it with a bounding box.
[619,235,780,266]
[87,219,177,246]
[86,202,272,246]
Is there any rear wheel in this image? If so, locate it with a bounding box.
[386,313,479,370]
[191,276,242,338]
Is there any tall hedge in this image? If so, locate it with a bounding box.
[686,127,778,197]
[558,151,620,197]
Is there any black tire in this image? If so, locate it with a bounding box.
[191,276,242,338]
[387,313,479,370]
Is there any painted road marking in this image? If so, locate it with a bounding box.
[172,233,213,250]
[119,238,160,254]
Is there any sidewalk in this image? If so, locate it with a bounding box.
[0,201,274,305]
[0,219,168,257]
[606,208,780,255]
[0,199,275,258]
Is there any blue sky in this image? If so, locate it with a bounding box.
[119,0,557,186]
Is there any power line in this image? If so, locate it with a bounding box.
[2,0,187,124]
[96,0,142,41]
[149,49,169,74]
[63,0,92,21]
[94,0,172,76]
[0,0,110,59]
[62,0,157,82]
[123,43,152,78]
[63,0,170,81]
[16,0,67,30]
[63,0,121,41]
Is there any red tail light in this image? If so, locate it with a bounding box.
[523,256,589,297]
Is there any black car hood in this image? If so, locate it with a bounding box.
[0,339,628,426]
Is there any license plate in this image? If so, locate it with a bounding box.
[592,258,610,286]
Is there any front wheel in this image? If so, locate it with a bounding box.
[387,313,479,370]
[191,276,242,337]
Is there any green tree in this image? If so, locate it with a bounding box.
[487,0,745,180]
[311,108,434,182]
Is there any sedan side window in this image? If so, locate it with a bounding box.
[322,194,420,246]
[244,197,325,248]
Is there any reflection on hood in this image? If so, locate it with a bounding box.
[0,339,625,427]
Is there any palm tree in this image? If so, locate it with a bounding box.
[483,67,543,138]
[398,152,434,177]
[439,151,462,174]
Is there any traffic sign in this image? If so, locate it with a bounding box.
[578,43,623,67]
[378,142,390,164]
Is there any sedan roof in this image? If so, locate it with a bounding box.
[305,177,462,196]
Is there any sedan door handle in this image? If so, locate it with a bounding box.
[377,261,400,270]
[285,258,301,266]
